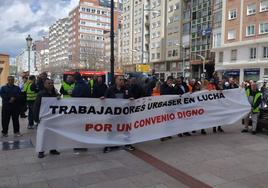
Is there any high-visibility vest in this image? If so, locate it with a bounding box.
[252,92,262,113]
[24,82,37,101]
[62,82,75,98]
[88,79,94,94]
[246,88,251,97]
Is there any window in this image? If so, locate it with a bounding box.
[250,48,257,59]
[152,53,155,59]
[169,5,173,12]
[168,50,172,57]
[247,4,256,15]
[260,0,268,12]
[174,3,179,10]
[263,47,268,58]
[231,49,237,61]
[260,23,268,34]
[213,33,221,48]
[157,53,160,59]
[228,9,237,20]
[228,30,236,40]
[219,52,223,63]
[246,25,255,36]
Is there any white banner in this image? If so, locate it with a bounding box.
[36,88,251,152]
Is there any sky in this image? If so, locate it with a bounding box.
[0,0,79,57]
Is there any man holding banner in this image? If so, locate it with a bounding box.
[34,79,61,158]
[103,75,136,153]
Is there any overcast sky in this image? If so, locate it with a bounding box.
[0,0,79,57]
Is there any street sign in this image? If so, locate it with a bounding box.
[136,64,150,73]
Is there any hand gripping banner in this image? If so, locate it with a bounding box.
[36,88,251,152]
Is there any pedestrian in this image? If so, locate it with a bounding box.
[24,75,38,129]
[160,76,176,141]
[19,76,28,118]
[71,72,91,152]
[60,75,75,98]
[103,75,136,153]
[1,76,23,137]
[142,78,152,96]
[261,82,268,107]
[152,81,161,96]
[191,81,207,135]
[128,77,144,99]
[241,82,262,135]
[228,77,239,89]
[92,76,107,98]
[188,79,195,93]
[174,77,192,136]
[36,72,48,91]
[33,78,61,158]
[71,72,91,98]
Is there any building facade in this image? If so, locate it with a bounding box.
[213,0,268,83]
[0,54,10,85]
[190,0,215,79]
[15,49,35,75]
[34,37,49,73]
[121,0,191,79]
[68,0,119,70]
[49,18,69,74]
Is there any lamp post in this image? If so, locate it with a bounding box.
[26,35,33,75]
[175,43,186,77]
[196,54,206,78]
[110,0,115,85]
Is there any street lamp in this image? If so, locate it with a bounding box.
[110,0,115,85]
[196,54,206,78]
[175,43,186,77]
[26,35,33,74]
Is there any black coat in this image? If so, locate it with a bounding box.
[128,84,144,99]
[160,83,176,95]
[33,88,58,123]
[105,86,130,99]
[93,83,108,98]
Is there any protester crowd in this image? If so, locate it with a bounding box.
[0,71,267,158]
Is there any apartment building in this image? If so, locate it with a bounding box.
[213,0,268,82]
[121,0,191,79]
[49,18,69,73]
[68,0,119,70]
[190,0,215,79]
[34,37,49,73]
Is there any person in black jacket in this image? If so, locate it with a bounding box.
[160,76,176,141]
[103,75,135,153]
[92,76,107,98]
[33,79,61,158]
[160,76,176,95]
[36,72,47,91]
[71,72,91,98]
[128,77,144,99]
[71,73,91,153]
[1,76,23,137]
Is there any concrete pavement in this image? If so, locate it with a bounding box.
[0,113,268,187]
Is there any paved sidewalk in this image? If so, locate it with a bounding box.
[0,115,268,188]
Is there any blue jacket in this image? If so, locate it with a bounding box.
[71,79,91,98]
[0,84,21,107]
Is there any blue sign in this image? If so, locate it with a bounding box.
[244,69,260,76]
[224,70,240,76]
